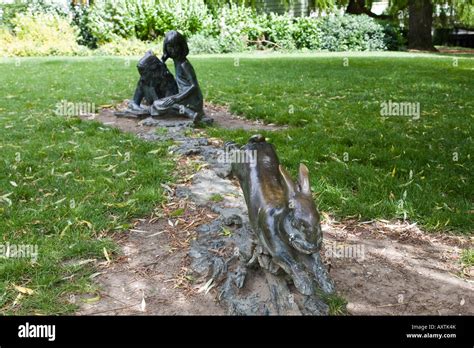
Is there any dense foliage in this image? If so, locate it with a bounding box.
[0,0,405,56]
[0,11,84,57]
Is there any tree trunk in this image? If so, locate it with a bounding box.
[346,0,366,15]
[345,0,390,19]
[408,0,436,51]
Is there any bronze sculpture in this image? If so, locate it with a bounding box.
[127,50,178,115]
[228,135,334,296]
[150,31,204,124]
[120,31,205,125]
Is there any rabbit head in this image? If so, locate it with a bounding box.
[279,163,322,254]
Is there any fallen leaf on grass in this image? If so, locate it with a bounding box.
[13,284,35,295]
[197,278,215,295]
[60,223,71,238]
[78,220,93,229]
[105,199,136,208]
[130,229,148,233]
[54,197,66,205]
[89,272,104,279]
[94,154,110,160]
[12,293,23,306]
[115,170,128,177]
[103,247,111,263]
[140,297,146,312]
[82,295,100,304]
[0,192,13,206]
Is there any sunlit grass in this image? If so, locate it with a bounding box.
[0,58,173,314]
[200,54,473,233]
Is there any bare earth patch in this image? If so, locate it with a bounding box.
[89,100,286,132]
[322,217,472,315]
[78,195,225,315]
[77,107,472,316]
[204,102,287,131]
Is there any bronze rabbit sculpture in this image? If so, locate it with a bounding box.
[228,135,334,296]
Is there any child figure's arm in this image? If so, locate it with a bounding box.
[172,61,199,102]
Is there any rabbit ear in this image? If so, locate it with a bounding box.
[298,163,311,196]
[279,165,295,198]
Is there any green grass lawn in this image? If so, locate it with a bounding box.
[0,52,472,314]
[0,57,174,314]
[200,53,473,233]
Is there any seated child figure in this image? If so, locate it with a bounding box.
[151,31,205,124]
[128,50,178,114]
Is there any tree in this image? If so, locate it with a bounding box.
[341,0,473,51]
[408,0,436,50]
[344,0,389,18]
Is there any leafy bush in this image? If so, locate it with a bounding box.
[0,1,29,28]
[71,5,98,49]
[209,4,267,40]
[95,37,161,56]
[23,0,70,16]
[86,0,137,44]
[266,13,297,50]
[292,16,322,49]
[83,0,209,44]
[218,32,248,53]
[188,33,221,54]
[156,0,209,38]
[131,0,160,41]
[184,12,392,54]
[380,20,406,51]
[318,15,387,51]
[188,32,248,54]
[1,0,401,56]
[0,0,70,28]
[1,11,83,57]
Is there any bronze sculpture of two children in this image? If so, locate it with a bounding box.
[124,31,205,125]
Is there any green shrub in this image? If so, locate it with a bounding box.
[71,5,98,49]
[0,25,14,46]
[1,11,83,57]
[318,15,387,51]
[266,13,297,50]
[131,0,160,41]
[188,3,259,53]
[85,0,209,44]
[156,0,209,38]
[218,32,248,53]
[0,0,70,28]
[209,4,267,40]
[22,0,70,16]
[95,37,161,56]
[188,32,248,54]
[1,1,400,56]
[293,16,322,50]
[380,20,406,50]
[0,1,28,28]
[188,33,221,54]
[87,0,136,44]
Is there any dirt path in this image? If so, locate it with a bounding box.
[323,217,472,315]
[77,104,472,316]
[78,199,225,315]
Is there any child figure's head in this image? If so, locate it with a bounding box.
[162,31,189,62]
